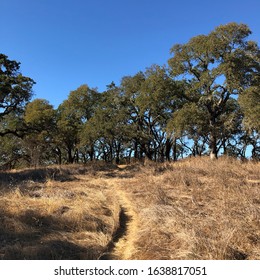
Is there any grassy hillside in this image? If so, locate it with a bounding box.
[0,157,259,260]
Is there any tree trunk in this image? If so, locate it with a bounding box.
[209,133,218,160]
[165,138,172,161]
[127,149,132,164]
[145,146,153,160]
[172,138,177,161]
[89,149,94,161]
[134,139,139,159]
[209,115,218,160]
[68,147,74,163]
[74,149,79,163]
[56,147,62,165]
[115,142,121,164]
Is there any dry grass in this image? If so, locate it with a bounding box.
[114,157,260,260]
[0,157,259,259]
[0,163,120,260]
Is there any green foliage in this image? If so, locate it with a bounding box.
[64,84,100,122]
[239,87,260,132]
[23,99,56,167]
[81,83,131,162]
[0,54,35,137]
[168,22,260,158]
[55,85,100,163]
[24,99,55,129]
[168,103,209,138]
[0,54,35,122]
[1,22,259,167]
[0,133,26,169]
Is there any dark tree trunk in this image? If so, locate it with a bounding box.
[68,147,74,163]
[209,116,218,160]
[172,138,178,161]
[115,143,121,164]
[74,149,79,163]
[89,145,95,161]
[222,139,227,155]
[145,147,153,160]
[56,147,62,165]
[134,139,139,159]
[209,132,218,160]
[165,138,172,161]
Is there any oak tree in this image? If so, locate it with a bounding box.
[168,23,260,159]
[0,54,35,136]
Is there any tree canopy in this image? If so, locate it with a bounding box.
[0,22,259,169]
[0,54,35,136]
[168,22,260,159]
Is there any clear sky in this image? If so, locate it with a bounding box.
[1,0,260,108]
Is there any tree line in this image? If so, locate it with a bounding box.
[0,23,259,169]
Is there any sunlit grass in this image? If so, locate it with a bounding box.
[0,157,259,259]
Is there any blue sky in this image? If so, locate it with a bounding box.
[1,0,260,108]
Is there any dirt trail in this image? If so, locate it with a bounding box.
[99,206,130,259]
[98,173,139,260]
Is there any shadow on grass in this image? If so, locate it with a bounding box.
[2,239,104,260]
[99,207,131,260]
[0,162,121,187]
[0,167,75,185]
[0,208,110,260]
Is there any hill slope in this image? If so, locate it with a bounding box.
[0,158,259,259]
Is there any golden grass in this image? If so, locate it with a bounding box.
[114,157,260,260]
[0,164,120,260]
[0,157,259,260]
